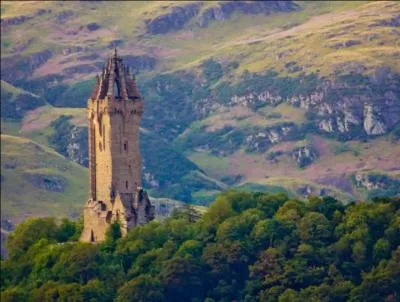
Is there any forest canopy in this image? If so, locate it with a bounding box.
[1,192,399,302]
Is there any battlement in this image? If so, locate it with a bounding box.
[87,96,144,119]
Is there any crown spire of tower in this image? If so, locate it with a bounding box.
[90,50,140,100]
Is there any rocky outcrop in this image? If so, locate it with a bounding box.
[145,1,298,34]
[288,71,400,139]
[354,172,400,191]
[230,90,283,108]
[66,127,88,167]
[291,145,318,168]
[296,185,332,197]
[297,185,314,196]
[246,123,304,153]
[145,3,201,34]
[363,103,387,135]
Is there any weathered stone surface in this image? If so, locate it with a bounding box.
[246,123,304,153]
[66,127,88,167]
[291,145,318,168]
[354,172,400,191]
[81,51,154,243]
[363,103,387,135]
[146,3,201,34]
[146,1,298,34]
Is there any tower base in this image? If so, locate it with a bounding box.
[80,189,155,243]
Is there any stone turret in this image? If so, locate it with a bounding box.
[81,49,155,243]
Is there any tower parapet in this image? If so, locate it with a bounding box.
[81,50,154,243]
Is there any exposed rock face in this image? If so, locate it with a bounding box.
[297,185,314,196]
[354,173,400,191]
[291,145,318,168]
[363,103,387,135]
[146,3,201,34]
[146,1,298,34]
[230,90,283,107]
[246,123,304,153]
[66,127,88,167]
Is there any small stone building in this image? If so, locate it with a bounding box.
[80,50,154,242]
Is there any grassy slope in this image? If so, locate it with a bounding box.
[1,134,88,223]
[0,131,206,223]
[2,1,399,79]
[187,134,400,201]
[1,1,399,210]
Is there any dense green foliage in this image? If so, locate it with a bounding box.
[2,192,399,301]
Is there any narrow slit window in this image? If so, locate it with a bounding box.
[125,181,128,189]
[124,141,128,152]
[103,124,105,147]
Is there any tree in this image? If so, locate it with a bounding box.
[7,218,58,259]
[116,275,163,302]
[298,212,331,246]
[160,255,205,302]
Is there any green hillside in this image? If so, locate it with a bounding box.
[1,1,400,222]
[1,134,87,222]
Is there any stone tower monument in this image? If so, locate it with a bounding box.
[81,49,155,242]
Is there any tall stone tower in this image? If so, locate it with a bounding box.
[81,49,155,243]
